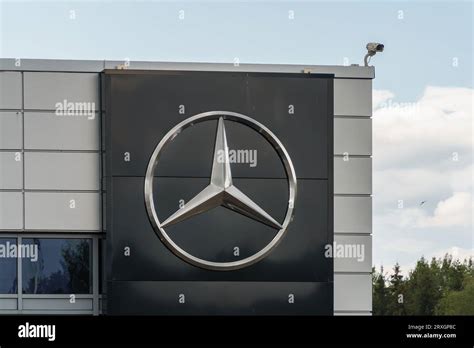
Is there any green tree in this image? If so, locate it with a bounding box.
[387,263,406,315]
[438,254,468,293]
[399,257,441,315]
[436,277,474,315]
[372,266,388,315]
[373,255,474,316]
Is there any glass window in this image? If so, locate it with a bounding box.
[22,238,92,294]
[0,238,18,294]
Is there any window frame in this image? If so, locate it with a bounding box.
[0,233,102,315]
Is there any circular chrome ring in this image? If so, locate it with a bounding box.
[144,111,297,271]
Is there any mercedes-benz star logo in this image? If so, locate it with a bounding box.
[145,111,297,271]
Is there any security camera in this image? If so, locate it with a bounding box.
[367,42,384,53]
[364,42,384,66]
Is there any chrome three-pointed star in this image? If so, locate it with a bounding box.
[161,117,282,230]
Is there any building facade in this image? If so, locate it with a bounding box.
[0,59,373,315]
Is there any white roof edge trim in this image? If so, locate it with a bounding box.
[0,58,375,79]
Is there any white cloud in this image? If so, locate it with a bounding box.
[449,164,474,192]
[378,234,434,254]
[372,86,473,271]
[372,86,473,210]
[373,86,473,170]
[432,246,473,261]
[373,168,451,209]
[419,192,473,228]
[372,89,394,109]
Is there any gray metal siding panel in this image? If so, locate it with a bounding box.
[22,298,93,310]
[0,72,22,109]
[334,235,372,272]
[0,192,23,229]
[334,196,372,233]
[24,112,99,150]
[334,79,372,116]
[334,157,372,195]
[0,152,23,189]
[334,274,372,311]
[23,72,99,110]
[1,59,105,72]
[0,298,18,310]
[334,311,371,316]
[25,152,100,190]
[25,192,101,230]
[333,78,372,315]
[0,112,22,149]
[334,118,372,155]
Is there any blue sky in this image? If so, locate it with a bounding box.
[1,0,473,273]
[1,1,472,99]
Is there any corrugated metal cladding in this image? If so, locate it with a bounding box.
[0,59,373,315]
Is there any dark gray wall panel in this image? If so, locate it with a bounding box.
[108,281,332,315]
[0,112,22,149]
[103,71,332,179]
[24,112,99,150]
[25,152,100,190]
[104,70,334,315]
[0,192,23,229]
[24,72,99,110]
[25,192,101,230]
[246,74,331,179]
[109,177,331,282]
[0,72,22,109]
[0,152,22,189]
